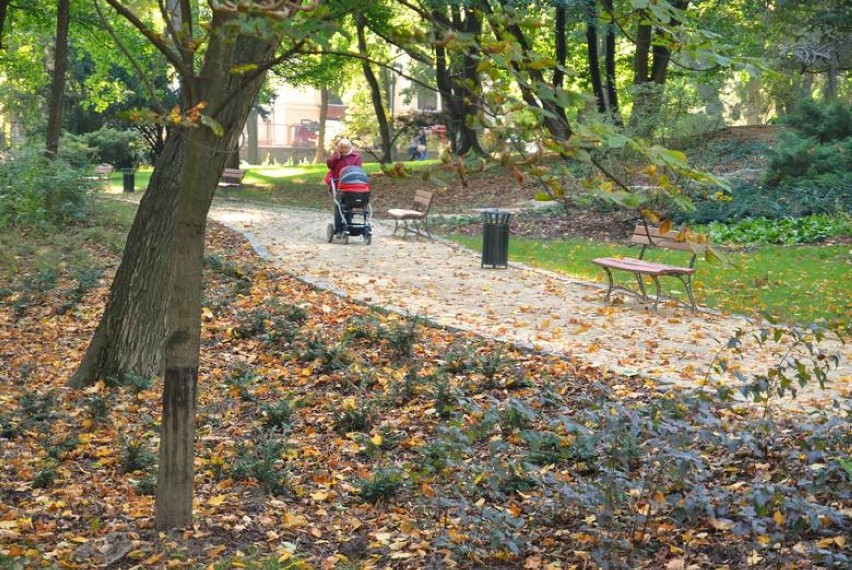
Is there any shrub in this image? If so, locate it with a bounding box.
[63,126,143,168]
[0,148,96,229]
[355,467,404,503]
[764,100,852,188]
[680,177,852,225]
[780,99,852,143]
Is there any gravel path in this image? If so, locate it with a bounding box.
[210,202,850,412]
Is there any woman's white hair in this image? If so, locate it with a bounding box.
[338,138,352,148]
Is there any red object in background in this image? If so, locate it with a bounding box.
[294,119,319,147]
[428,124,447,141]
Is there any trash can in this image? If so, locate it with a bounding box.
[122,168,135,193]
[481,208,512,268]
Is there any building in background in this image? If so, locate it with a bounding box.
[243,71,442,165]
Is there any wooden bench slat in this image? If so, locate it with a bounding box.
[592,257,695,276]
[592,223,708,312]
[389,190,434,239]
[219,168,247,188]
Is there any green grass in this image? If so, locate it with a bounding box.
[448,234,851,325]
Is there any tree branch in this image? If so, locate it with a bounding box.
[103,0,191,80]
[94,0,168,114]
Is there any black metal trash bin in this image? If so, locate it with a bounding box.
[122,168,135,193]
[481,209,512,268]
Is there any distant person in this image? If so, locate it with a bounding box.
[416,129,428,160]
[408,136,419,161]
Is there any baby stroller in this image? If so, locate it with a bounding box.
[327,165,373,245]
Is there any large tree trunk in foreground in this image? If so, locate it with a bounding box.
[69,141,181,387]
[154,19,279,529]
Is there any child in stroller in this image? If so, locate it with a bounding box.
[326,164,373,244]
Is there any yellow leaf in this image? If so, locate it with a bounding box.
[206,545,227,558]
[283,513,308,528]
[370,434,383,446]
[772,510,785,526]
[311,490,329,502]
[143,552,164,565]
[207,495,226,507]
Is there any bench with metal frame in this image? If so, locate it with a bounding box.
[387,190,434,239]
[592,223,709,312]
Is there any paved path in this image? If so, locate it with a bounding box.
[210,202,850,412]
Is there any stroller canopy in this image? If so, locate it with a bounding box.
[338,165,370,190]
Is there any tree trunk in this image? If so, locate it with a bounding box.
[602,0,621,124]
[0,0,12,50]
[247,106,259,165]
[69,141,181,387]
[585,3,606,115]
[629,1,687,138]
[45,0,70,159]
[356,11,392,162]
[154,17,278,528]
[314,88,328,164]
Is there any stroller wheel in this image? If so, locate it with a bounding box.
[326,224,334,243]
[364,231,372,245]
[342,234,349,245]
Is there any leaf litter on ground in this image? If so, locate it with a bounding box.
[0,224,849,569]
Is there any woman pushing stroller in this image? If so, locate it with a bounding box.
[325,138,373,244]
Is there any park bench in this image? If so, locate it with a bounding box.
[218,168,247,189]
[592,223,709,312]
[93,164,114,178]
[387,189,435,239]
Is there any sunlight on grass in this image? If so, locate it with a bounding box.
[448,234,851,325]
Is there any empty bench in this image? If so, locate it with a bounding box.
[592,223,709,312]
[218,168,246,188]
[387,190,435,239]
[93,164,114,178]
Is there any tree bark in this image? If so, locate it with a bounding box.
[0,0,12,50]
[629,1,687,138]
[585,2,606,114]
[356,11,392,162]
[45,0,70,159]
[602,0,621,124]
[314,88,328,164]
[153,17,279,528]
[69,140,180,387]
[247,106,259,165]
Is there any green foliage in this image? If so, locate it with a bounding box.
[134,476,157,496]
[232,435,290,496]
[225,367,262,402]
[260,399,297,431]
[120,439,157,473]
[333,398,373,433]
[355,467,404,503]
[780,99,852,143]
[699,214,850,245]
[764,133,852,188]
[0,148,96,230]
[682,177,852,224]
[80,127,144,168]
[32,468,57,489]
[765,100,852,188]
